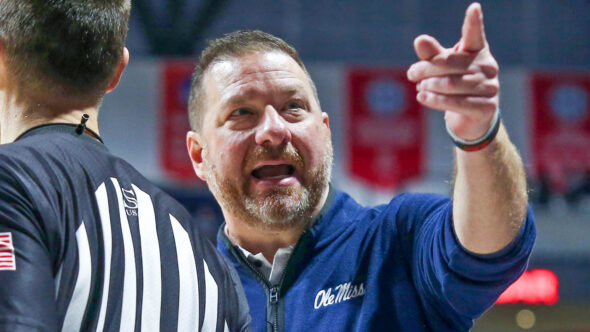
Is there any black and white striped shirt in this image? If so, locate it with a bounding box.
[0,124,251,331]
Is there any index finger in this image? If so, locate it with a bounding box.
[461,2,486,52]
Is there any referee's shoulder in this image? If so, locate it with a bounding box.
[0,133,62,162]
[0,141,40,176]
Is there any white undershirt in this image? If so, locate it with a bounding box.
[238,246,294,286]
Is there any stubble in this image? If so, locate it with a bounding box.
[203,140,333,231]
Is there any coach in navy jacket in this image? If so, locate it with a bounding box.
[186,3,535,331]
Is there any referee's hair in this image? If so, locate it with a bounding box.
[0,0,131,106]
[188,30,319,132]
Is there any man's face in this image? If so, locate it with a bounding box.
[193,51,333,231]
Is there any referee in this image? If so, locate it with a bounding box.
[0,1,251,331]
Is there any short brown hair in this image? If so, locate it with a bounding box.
[188,30,318,131]
[0,0,131,105]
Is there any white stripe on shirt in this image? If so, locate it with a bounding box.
[170,214,199,331]
[201,260,218,331]
[95,183,113,331]
[61,222,92,332]
[133,184,162,331]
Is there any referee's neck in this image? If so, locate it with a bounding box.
[0,102,99,144]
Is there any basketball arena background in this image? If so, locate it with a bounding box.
[98,1,590,330]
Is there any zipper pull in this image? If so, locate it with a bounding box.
[270,287,279,304]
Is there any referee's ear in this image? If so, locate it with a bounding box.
[187,130,207,181]
[106,47,129,94]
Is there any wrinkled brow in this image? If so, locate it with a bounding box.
[222,85,304,107]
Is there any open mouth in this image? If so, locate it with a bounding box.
[251,164,296,180]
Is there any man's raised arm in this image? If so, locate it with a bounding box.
[407,2,528,254]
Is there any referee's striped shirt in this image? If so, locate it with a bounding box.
[0,124,251,331]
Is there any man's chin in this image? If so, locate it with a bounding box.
[243,193,310,230]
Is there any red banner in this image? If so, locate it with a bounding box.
[160,60,203,183]
[532,72,590,193]
[347,68,424,189]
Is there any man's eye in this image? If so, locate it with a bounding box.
[230,108,254,117]
[286,101,304,110]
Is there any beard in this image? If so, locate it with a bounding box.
[203,140,333,231]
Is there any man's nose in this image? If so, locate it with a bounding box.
[255,106,291,146]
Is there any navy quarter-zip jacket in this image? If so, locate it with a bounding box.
[218,188,536,332]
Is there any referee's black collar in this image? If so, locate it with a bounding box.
[15,123,106,149]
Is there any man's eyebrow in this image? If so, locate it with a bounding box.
[223,90,260,106]
[222,86,303,106]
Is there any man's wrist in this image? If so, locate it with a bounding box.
[446,109,501,152]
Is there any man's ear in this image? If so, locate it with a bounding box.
[187,130,208,181]
[322,112,330,129]
[106,47,129,94]
[0,41,9,91]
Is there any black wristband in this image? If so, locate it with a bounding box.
[446,109,501,152]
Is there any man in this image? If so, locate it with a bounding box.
[0,1,250,331]
[186,3,535,331]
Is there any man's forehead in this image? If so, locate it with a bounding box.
[206,52,305,85]
[203,51,311,101]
